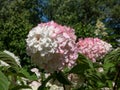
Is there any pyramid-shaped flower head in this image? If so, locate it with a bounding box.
[26,21,78,72]
[77,38,112,62]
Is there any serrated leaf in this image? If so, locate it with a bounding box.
[0,71,10,90]
[55,71,72,85]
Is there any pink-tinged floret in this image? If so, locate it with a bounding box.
[77,38,112,62]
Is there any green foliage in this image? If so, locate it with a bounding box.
[44,0,119,45]
[0,50,38,90]
[70,54,92,75]
[18,68,38,81]
[45,0,103,25]
[102,0,120,24]
[67,49,120,89]
[45,0,119,24]
[55,71,72,85]
[10,85,31,90]
[38,74,53,90]
[0,51,20,71]
[0,0,39,67]
[0,71,10,90]
[104,48,120,65]
[74,23,96,38]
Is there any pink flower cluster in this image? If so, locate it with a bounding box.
[26,21,78,72]
[77,38,112,62]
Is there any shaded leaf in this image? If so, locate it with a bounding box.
[70,63,89,74]
[11,85,31,90]
[55,71,72,85]
[0,71,10,90]
[77,53,94,69]
[38,86,49,90]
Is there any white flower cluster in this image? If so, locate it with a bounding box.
[26,25,57,57]
[26,21,78,72]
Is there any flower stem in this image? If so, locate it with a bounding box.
[38,73,53,90]
[113,67,120,90]
[63,84,66,90]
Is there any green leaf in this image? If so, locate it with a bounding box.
[38,86,49,90]
[55,71,72,85]
[70,54,94,76]
[11,85,31,90]
[77,53,94,69]
[106,80,113,88]
[103,63,115,71]
[38,75,53,90]
[0,71,10,90]
[18,68,37,81]
[0,51,20,71]
[103,48,120,72]
[70,63,89,75]
[104,48,120,64]
[96,81,105,88]
[38,85,46,90]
